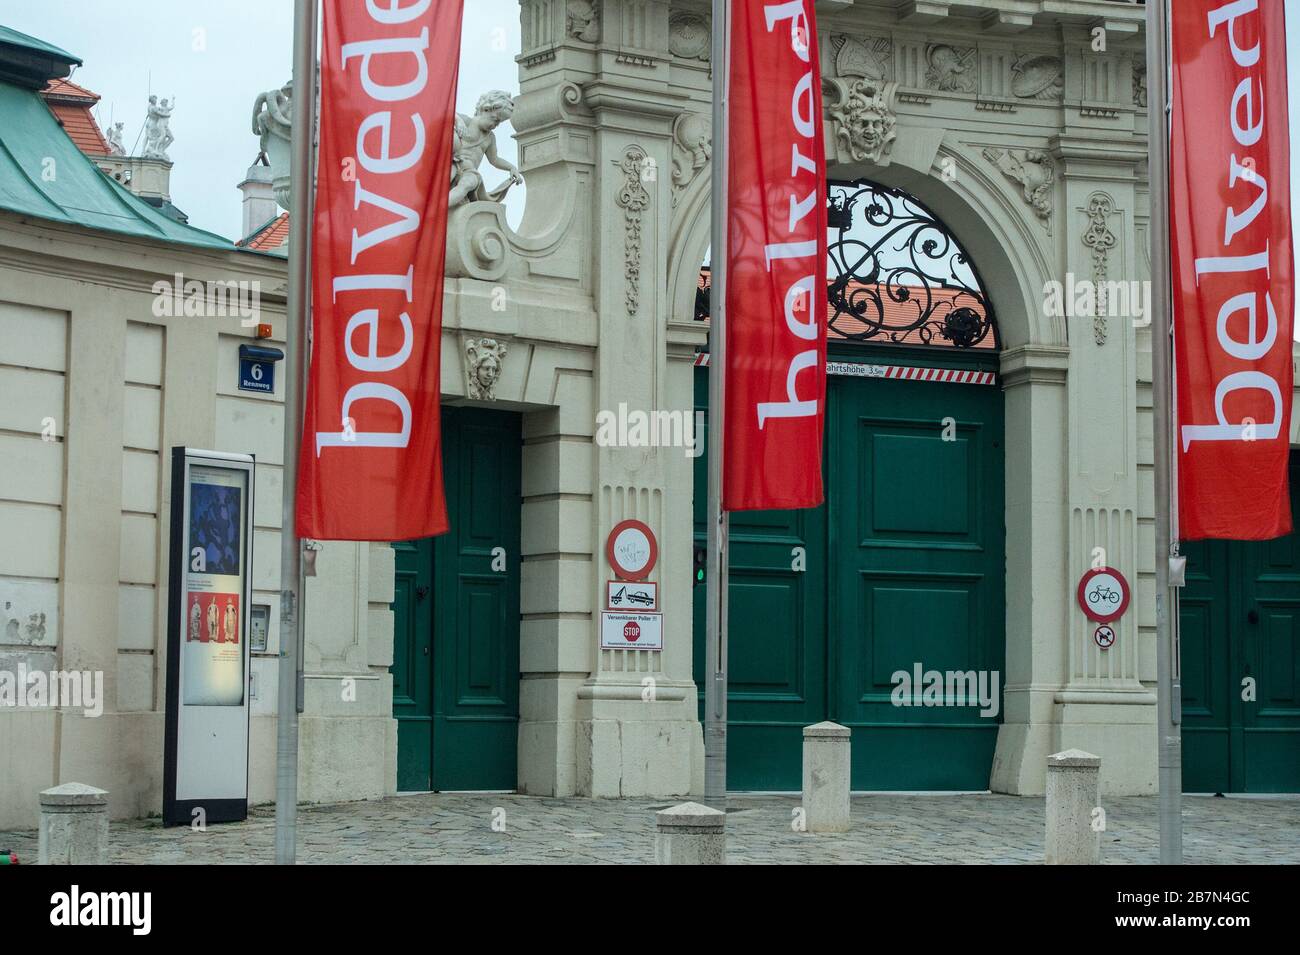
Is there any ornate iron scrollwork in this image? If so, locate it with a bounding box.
[827,180,996,348]
[695,180,996,350]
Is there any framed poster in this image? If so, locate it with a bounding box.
[163,448,255,827]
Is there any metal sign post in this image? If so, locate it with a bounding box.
[1146,0,1183,864]
[274,0,318,866]
[703,0,731,808]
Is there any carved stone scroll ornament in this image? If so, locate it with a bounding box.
[465,338,508,400]
[566,1,600,42]
[615,146,652,316]
[925,45,976,93]
[983,146,1055,235]
[671,112,711,207]
[668,12,710,61]
[825,78,899,165]
[1081,193,1118,345]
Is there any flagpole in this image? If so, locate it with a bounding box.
[274,0,318,865]
[703,0,731,808]
[1146,0,1182,865]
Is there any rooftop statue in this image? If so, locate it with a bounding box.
[142,95,175,161]
[449,90,523,207]
[251,80,293,160]
[105,122,125,156]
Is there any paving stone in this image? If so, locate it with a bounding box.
[1,792,1296,864]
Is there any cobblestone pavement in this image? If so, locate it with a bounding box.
[3,792,1297,864]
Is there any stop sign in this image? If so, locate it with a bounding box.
[623,621,641,643]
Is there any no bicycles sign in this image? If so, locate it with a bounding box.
[1077,567,1131,624]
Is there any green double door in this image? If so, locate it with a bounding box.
[693,352,1005,790]
[392,406,522,792]
[1181,452,1300,793]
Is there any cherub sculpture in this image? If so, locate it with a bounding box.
[449,90,524,207]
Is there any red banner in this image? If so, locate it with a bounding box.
[297,0,462,540]
[723,0,828,511]
[1171,0,1294,540]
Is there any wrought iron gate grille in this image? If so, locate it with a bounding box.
[696,179,999,351]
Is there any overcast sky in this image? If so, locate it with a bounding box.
[4,0,525,237]
[4,0,1299,327]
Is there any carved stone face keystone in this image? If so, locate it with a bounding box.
[465,338,508,400]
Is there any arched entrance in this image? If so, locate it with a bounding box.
[691,179,1006,790]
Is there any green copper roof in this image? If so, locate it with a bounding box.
[0,79,240,251]
[0,25,80,65]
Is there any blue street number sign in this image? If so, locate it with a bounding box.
[239,357,274,394]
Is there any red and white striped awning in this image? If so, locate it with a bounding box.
[692,353,996,386]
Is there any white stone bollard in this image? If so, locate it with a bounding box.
[1045,749,1101,865]
[802,721,851,833]
[39,783,109,865]
[655,801,725,864]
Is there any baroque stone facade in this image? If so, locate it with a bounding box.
[505,0,1167,797]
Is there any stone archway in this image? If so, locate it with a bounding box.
[666,135,1072,792]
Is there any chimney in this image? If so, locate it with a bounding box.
[238,161,277,239]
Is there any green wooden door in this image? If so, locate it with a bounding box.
[392,406,522,792]
[693,351,1004,790]
[829,370,1004,789]
[393,535,434,791]
[1183,452,1300,792]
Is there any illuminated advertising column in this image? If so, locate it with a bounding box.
[163,449,255,826]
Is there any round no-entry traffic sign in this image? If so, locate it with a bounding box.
[1094,625,1116,650]
[606,519,658,581]
[623,621,641,643]
[1077,567,1130,623]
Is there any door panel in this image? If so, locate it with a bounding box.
[391,406,521,792]
[691,374,827,790]
[1240,454,1300,791]
[693,358,1003,791]
[392,539,433,791]
[432,409,521,791]
[1182,452,1300,793]
[832,375,1004,790]
[1179,540,1232,792]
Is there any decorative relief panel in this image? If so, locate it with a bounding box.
[984,147,1056,234]
[1081,192,1119,346]
[925,44,976,93]
[614,146,652,316]
[668,12,710,60]
[670,112,710,207]
[832,34,893,81]
[1011,54,1064,100]
[1133,60,1147,108]
[566,1,600,42]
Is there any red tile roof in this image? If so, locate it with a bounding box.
[696,269,994,349]
[238,212,289,251]
[40,77,110,155]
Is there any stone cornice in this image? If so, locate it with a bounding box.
[1001,343,1070,388]
[0,213,289,302]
